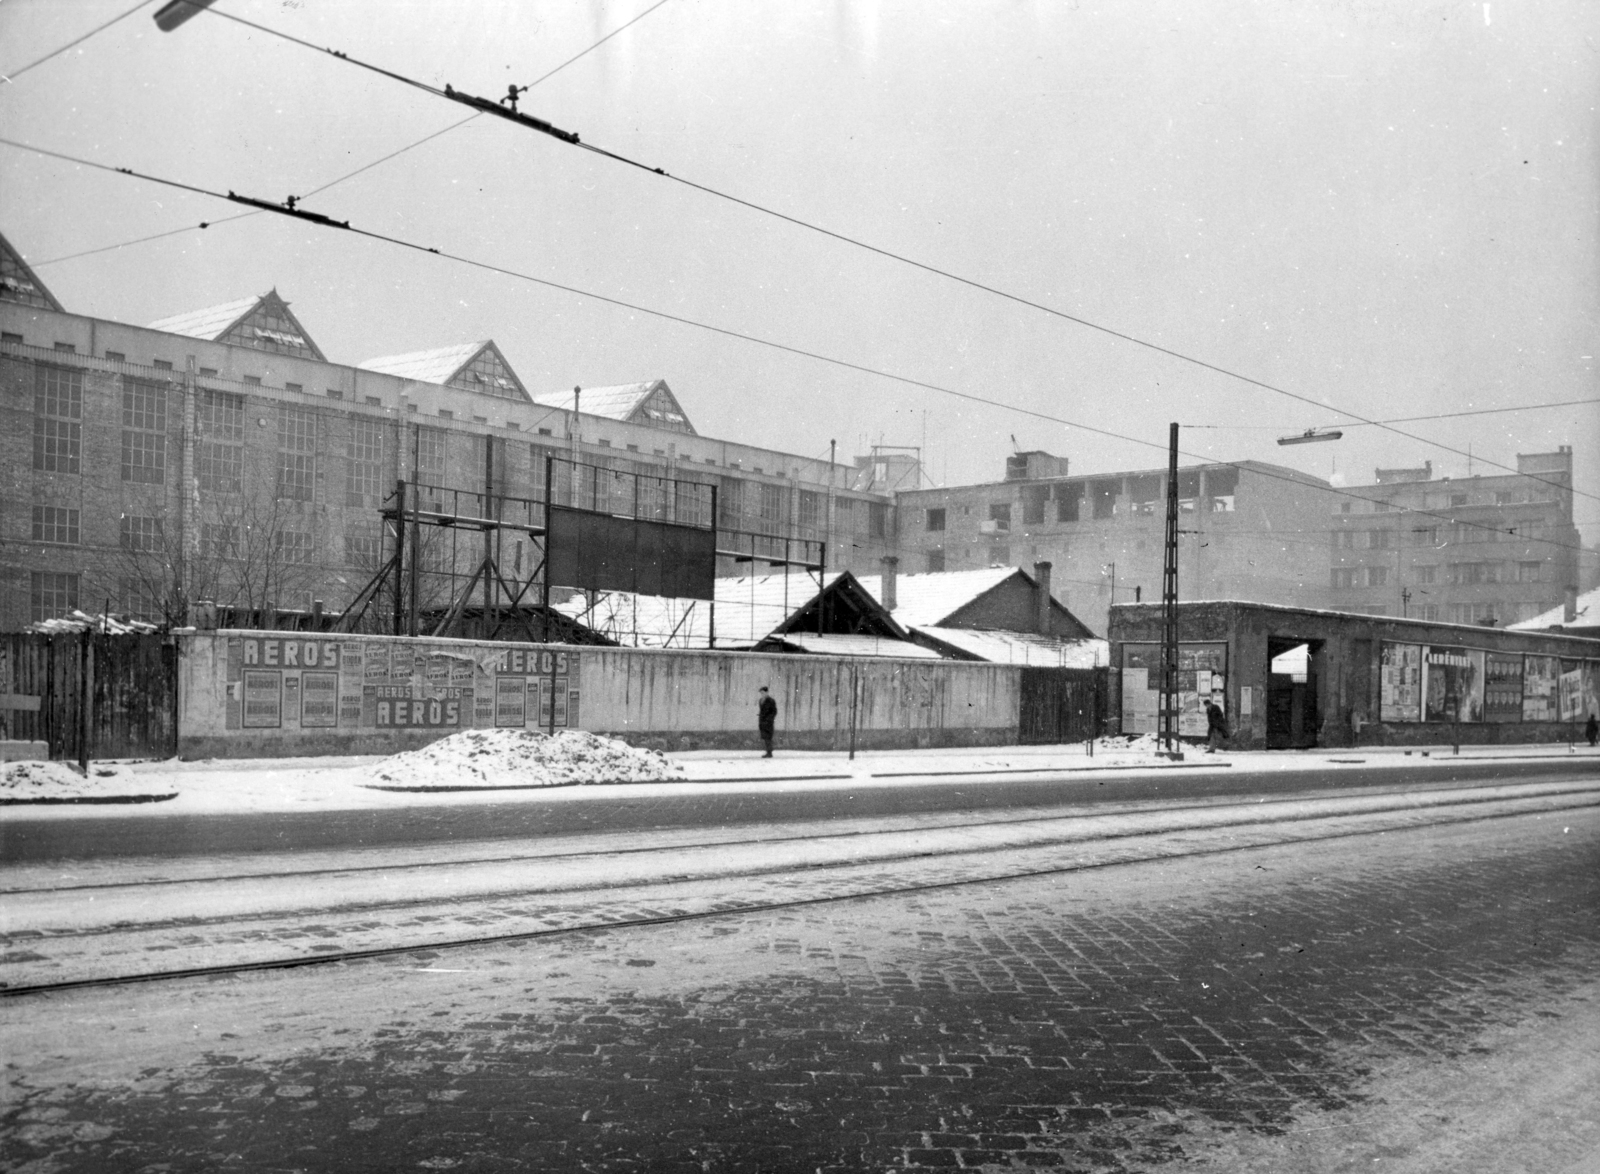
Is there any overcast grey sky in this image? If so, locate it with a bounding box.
[3,0,1596,546]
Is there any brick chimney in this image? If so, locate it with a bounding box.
[1565,586,1579,624]
[880,555,899,612]
[1033,560,1053,633]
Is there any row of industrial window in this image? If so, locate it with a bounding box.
[1333,562,1545,588]
[1334,521,1548,548]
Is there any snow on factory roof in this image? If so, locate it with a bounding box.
[147,294,263,340]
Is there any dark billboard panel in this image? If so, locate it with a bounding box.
[546,506,716,601]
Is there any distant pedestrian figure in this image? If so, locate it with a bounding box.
[1587,712,1598,747]
[757,686,778,757]
[1205,697,1228,753]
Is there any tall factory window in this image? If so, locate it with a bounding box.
[276,406,316,501]
[121,376,168,483]
[1366,566,1388,586]
[1091,480,1118,519]
[1204,467,1238,512]
[120,515,164,552]
[33,364,82,473]
[1054,483,1081,523]
[797,490,822,531]
[1517,562,1542,582]
[31,505,80,545]
[759,483,785,531]
[868,501,888,539]
[718,477,745,530]
[925,507,946,532]
[202,523,240,559]
[988,502,1012,530]
[120,578,162,623]
[346,418,384,505]
[1022,485,1048,525]
[274,530,314,564]
[1367,529,1391,550]
[1332,568,1358,588]
[1126,476,1161,514]
[30,571,79,622]
[345,528,382,567]
[196,389,244,493]
[415,426,447,483]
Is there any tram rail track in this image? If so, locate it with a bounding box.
[3,781,1596,1000]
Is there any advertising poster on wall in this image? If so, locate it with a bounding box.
[1379,643,1421,722]
[1522,655,1560,722]
[1482,652,1524,723]
[1119,642,1227,736]
[1559,660,1585,721]
[224,635,583,737]
[1584,662,1600,720]
[1423,646,1484,723]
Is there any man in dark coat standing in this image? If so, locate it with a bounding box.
[757,686,778,757]
[1204,697,1228,754]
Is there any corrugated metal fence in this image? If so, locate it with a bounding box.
[0,633,177,761]
[1017,666,1106,744]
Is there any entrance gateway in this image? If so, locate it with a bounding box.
[1266,636,1323,749]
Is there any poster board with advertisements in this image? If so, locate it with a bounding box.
[1522,655,1560,722]
[224,635,582,736]
[1482,652,1525,723]
[1379,643,1422,722]
[1422,646,1485,723]
[1120,642,1228,736]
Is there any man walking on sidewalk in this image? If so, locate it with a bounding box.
[757,686,778,757]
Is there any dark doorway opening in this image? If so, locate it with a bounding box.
[1266,636,1324,749]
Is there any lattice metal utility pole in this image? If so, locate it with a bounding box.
[1160,422,1182,759]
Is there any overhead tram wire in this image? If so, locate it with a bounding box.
[27,0,678,270]
[0,0,157,83]
[0,134,1587,559]
[176,5,1597,507]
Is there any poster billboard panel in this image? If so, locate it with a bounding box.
[1379,643,1422,722]
[1559,660,1585,721]
[224,635,583,736]
[1423,646,1484,723]
[1119,642,1227,736]
[1482,653,1524,723]
[1522,655,1560,722]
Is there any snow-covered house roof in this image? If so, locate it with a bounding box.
[854,567,1018,627]
[0,231,65,312]
[147,289,326,360]
[554,570,937,657]
[358,339,529,401]
[1509,586,1600,634]
[531,380,696,435]
[911,628,1108,668]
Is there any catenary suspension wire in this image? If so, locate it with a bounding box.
[0,135,1587,556]
[176,4,1596,505]
[0,0,156,83]
[26,0,677,268]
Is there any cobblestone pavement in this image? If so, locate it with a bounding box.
[4,809,1598,1172]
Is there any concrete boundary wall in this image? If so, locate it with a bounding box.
[176,630,1022,758]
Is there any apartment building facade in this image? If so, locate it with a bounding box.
[892,451,1337,635]
[1328,452,1581,626]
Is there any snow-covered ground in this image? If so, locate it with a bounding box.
[0,760,176,804]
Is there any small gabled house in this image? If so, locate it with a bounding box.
[855,563,1107,666]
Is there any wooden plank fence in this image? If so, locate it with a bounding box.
[0,633,178,761]
[1017,666,1106,744]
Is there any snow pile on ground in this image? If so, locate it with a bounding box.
[1,760,175,804]
[365,729,687,790]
